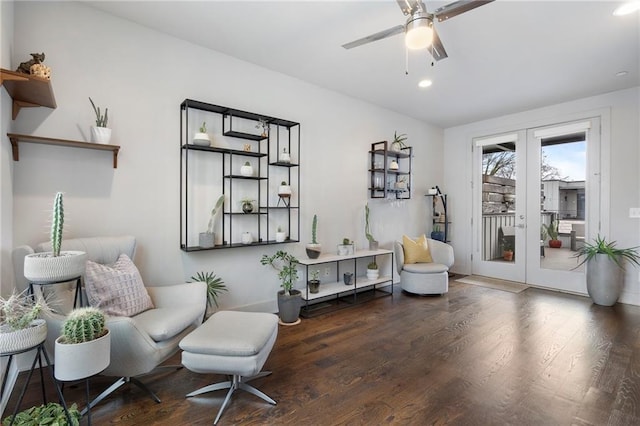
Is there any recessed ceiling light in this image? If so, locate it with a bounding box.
[418,79,433,88]
[616,71,629,77]
[613,1,640,16]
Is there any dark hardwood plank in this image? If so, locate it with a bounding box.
[5,282,640,425]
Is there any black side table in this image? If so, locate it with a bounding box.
[1,342,73,426]
[28,276,83,308]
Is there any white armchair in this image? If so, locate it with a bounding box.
[12,236,206,409]
[394,238,454,295]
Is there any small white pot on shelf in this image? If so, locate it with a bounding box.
[91,126,112,144]
[240,163,253,177]
[193,132,210,146]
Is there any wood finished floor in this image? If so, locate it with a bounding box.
[5,281,640,425]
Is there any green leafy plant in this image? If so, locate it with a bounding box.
[2,402,80,426]
[367,262,378,270]
[311,214,318,244]
[543,220,559,240]
[433,224,441,233]
[206,195,225,234]
[502,237,514,252]
[573,235,640,269]
[51,192,64,257]
[260,250,299,295]
[89,97,108,127]
[191,271,228,308]
[365,203,376,243]
[309,270,320,281]
[0,291,44,331]
[59,307,107,344]
[391,131,407,149]
[199,121,207,133]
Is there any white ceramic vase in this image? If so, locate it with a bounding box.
[242,232,253,245]
[193,132,210,146]
[23,251,87,282]
[367,269,380,280]
[91,126,112,144]
[0,319,47,354]
[275,232,287,243]
[240,164,253,177]
[54,330,111,381]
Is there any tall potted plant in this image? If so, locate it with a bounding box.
[544,219,562,248]
[23,192,87,283]
[89,97,111,144]
[199,195,224,248]
[574,235,640,306]
[365,203,378,251]
[306,214,321,259]
[260,250,301,324]
[54,307,110,381]
[0,291,48,354]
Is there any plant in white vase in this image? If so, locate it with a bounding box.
[89,97,111,144]
[275,226,287,243]
[193,122,211,146]
[23,192,88,283]
[0,291,48,354]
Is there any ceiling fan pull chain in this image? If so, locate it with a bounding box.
[405,46,409,75]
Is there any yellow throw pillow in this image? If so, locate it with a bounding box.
[403,235,433,264]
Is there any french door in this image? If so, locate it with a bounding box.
[472,118,601,293]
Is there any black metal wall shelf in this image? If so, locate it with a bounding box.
[368,141,412,199]
[180,99,300,250]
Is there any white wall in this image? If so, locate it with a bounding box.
[7,1,443,312]
[445,87,640,305]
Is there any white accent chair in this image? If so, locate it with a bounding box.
[12,236,207,410]
[394,238,454,295]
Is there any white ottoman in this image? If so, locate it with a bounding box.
[180,311,279,424]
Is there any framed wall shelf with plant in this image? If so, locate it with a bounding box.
[368,140,412,199]
[180,99,300,250]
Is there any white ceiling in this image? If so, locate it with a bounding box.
[85,0,640,128]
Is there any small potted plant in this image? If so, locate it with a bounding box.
[544,220,561,248]
[23,192,88,283]
[89,97,111,144]
[308,270,320,294]
[337,238,355,256]
[255,118,269,137]
[394,177,407,191]
[390,131,407,152]
[190,271,228,319]
[54,307,110,382]
[367,262,379,280]
[502,238,514,261]
[275,226,287,243]
[240,161,253,177]
[365,203,379,251]
[200,195,224,248]
[241,198,255,214]
[3,402,81,426]
[573,235,640,306]
[278,181,292,199]
[260,250,301,324]
[193,121,211,146]
[306,214,321,259]
[0,291,48,354]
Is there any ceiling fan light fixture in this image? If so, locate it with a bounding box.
[405,14,433,50]
[418,79,433,88]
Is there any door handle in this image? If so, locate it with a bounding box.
[516,224,526,229]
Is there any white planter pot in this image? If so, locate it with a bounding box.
[240,164,253,177]
[587,253,624,306]
[199,232,215,248]
[0,319,47,354]
[278,185,292,197]
[193,132,210,146]
[242,232,253,245]
[91,126,112,144]
[55,329,111,381]
[275,232,287,243]
[23,251,87,282]
[367,269,380,280]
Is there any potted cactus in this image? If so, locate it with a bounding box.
[306,214,321,259]
[89,97,111,144]
[193,121,211,146]
[23,192,87,283]
[275,225,287,243]
[367,262,379,280]
[337,238,355,256]
[0,291,48,354]
[54,307,110,381]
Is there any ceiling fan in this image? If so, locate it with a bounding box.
[342,0,494,62]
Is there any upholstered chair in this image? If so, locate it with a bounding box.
[12,236,207,410]
[394,237,454,295]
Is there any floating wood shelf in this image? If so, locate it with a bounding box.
[7,133,120,168]
[0,68,57,119]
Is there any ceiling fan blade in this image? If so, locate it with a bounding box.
[434,0,494,23]
[396,0,426,16]
[342,25,405,49]
[429,27,448,61]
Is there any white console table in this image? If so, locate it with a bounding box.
[297,249,394,317]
